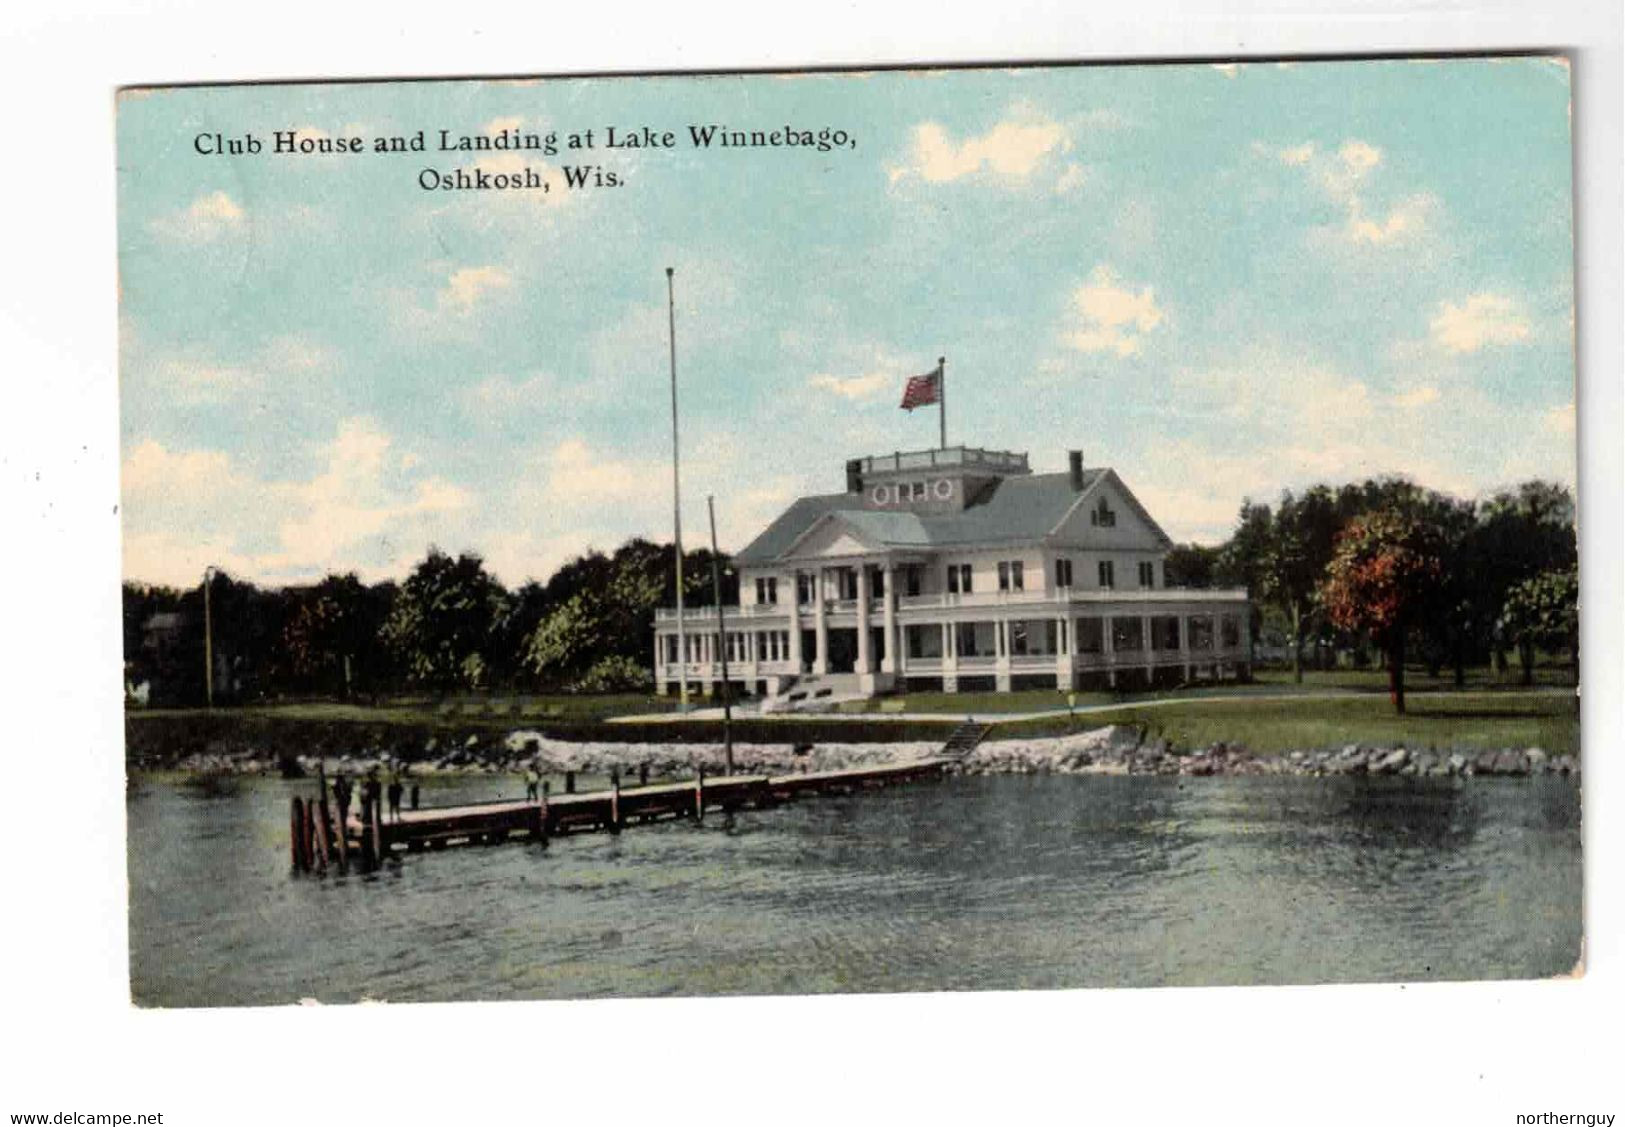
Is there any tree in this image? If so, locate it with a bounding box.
[1498,568,1579,684]
[1474,482,1578,672]
[1164,543,1220,588]
[1259,486,1343,683]
[380,548,508,690]
[284,573,395,697]
[1320,504,1446,713]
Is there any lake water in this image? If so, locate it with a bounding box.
[127,772,1582,1007]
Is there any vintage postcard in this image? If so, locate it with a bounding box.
[117,58,1579,1007]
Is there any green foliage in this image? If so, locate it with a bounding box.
[573,655,654,694]
[380,547,507,690]
[1499,568,1579,655]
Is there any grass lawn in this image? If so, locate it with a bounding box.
[133,693,679,727]
[829,662,1577,717]
[989,690,1579,756]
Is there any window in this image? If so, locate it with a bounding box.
[871,566,884,599]
[997,560,1025,592]
[946,563,972,594]
[1055,558,1074,588]
[955,621,982,656]
[1076,617,1103,654]
[1151,616,1180,651]
[1089,497,1117,527]
[1111,617,1143,652]
[1189,617,1214,651]
[905,564,921,597]
[1221,616,1241,648]
[1138,561,1155,589]
[1098,560,1115,588]
[838,568,858,600]
[796,572,812,606]
[755,576,778,605]
[1010,621,1029,656]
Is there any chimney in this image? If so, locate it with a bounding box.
[1068,450,1085,491]
[845,458,864,494]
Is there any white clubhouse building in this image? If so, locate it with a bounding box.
[654,445,1251,700]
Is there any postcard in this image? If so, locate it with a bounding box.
[117,57,1579,1007]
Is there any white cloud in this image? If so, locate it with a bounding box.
[1544,401,1576,436]
[1276,143,1315,166]
[441,265,513,312]
[890,110,1069,185]
[131,335,335,405]
[1268,137,1435,248]
[1338,140,1382,174]
[1053,163,1089,194]
[1063,266,1166,357]
[1345,193,1435,245]
[121,419,472,585]
[1430,293,1532,353]
[150,190,244,242]
[1393,385,1441,409]
[807,372,891,401]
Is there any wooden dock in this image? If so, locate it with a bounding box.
[288,758,953,873]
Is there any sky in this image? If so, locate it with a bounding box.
[116,58,1577,589]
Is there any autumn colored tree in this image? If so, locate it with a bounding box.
[1320,505,1446,713]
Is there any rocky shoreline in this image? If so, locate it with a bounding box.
[149,724,1578,781]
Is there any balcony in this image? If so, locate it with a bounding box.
[856,446,1030,476]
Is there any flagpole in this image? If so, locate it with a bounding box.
[667,267,688,713]
[938,356,947,450]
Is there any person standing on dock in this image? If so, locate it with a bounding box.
[387,773,404,823]
[361,767,382,828]
[525,763,541,803]
[333,772,353,827]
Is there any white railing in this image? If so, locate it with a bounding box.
[896,587,1248,611]
[858,446,1030,475]
[654,587,1249,624]
[654,603,792,623]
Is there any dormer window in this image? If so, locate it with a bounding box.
[1089,497,1117,528]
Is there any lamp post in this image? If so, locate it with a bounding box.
[202,565,218,709]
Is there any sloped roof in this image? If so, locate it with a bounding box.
[736,469,1112,564]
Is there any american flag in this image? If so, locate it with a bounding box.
[899,365,942,411]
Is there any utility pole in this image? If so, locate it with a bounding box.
[707,495,734,775]
[202,565,216,708]
[667,266,688,713]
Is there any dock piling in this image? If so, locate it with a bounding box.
[290,797,304,871]
[313,791,330,874]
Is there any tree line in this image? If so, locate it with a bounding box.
[123,540,733,706]
[1163,477,1577,711]
[123,476,1576,712]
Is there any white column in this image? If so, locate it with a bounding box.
[856,564,872,674]
[1103,613,1116,688]
[813,568,829,674]
[787,571,803,673]
[1141,613,1153,683]
[881,562,897,674]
